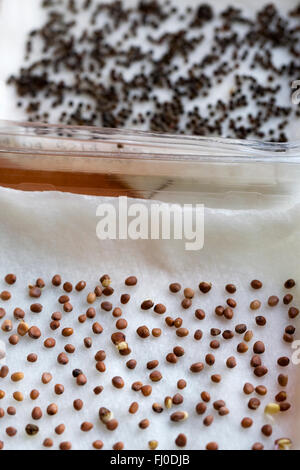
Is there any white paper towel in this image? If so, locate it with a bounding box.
[0,186,299,450]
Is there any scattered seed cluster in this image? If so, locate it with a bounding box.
[0,272,296,450]
[7,0,300,141]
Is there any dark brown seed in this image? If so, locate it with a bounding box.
[211,374,222,383]
[253,341,265,354]
[52,275,61,286]
[174,317,183,328]
[65,344,75,353]
[153,402,164,413]
[42,372,52,384]
[29,287,41,298]
[244,330,254,342]
[139,418,150,429]
[261,424,272,437]
[112,376,124,389]
[93,440,103,450]
[125,276,137,286]
[206,442,218,450]
[86,307,96,318]
[30,390,39,400]
[201,391,210,402]
[213,400,225,411]
[44,337,56,348]
[14,308,25,320]
[137,325,150,338]
[141,300,154,310]
[275,391,287,402]
[170,411,188,422]
[129,402,138,414]
[268,296,279,307]
[194,329,203,341]
[43,438,53,448]
[84,337,92,348]
[184,288,194,299]
[278,374,288,387]
[210,339,220,349]
[6,427,17,437]
[173,346,185,357]
[101,301,112,311]
[195,309,205,320]
[62,327,73,337]
[94,386,103,395]
[288,307,299,319]
[73,399,83,411]
[225,284,236,294]
[81,422,93,432]
[0,291,11,301]
[25,424,39,436]
[63,282,73,293]
[199,282,212,293]
[59,441,72,450]
[132,381,143,392]
[47,403,58,416]
[227,298,237,308]
[250,300,261,310]
[63,302,73,313]
[279,402,291,412]
[150,370,162,382]
[28,326,41,339]
[169,283,181,293]
[92,322,103,334]
[27,353,38,363]
[252,443,264,450]
[55,424,65,435]
[176,328,189,337]
[95,350,106,361]
[215,306,224,316]
[0,308,6,319]
[256,316,266,326]
[52,310,61,319]
[243,383,255,395]
[7,406,16,415]
[219,407,229,416]
[57,353,69,365]
[96,362,106,373]
[126,359,137,370]
[254,366,268,377]
[284,279,295,289]
[32,407,42,420]
[175,433,187,447]
[251,280,262,289]
[141,385,152,396]
[147,360,159,370]
[172,393,183,405]
[75,281,86,292]
[196,402,207,415]
[0,366,9,378]
[120,293,130,304]
[226,357,237,368]
[251,355,262,368]
[9,334,19,345]
[248,398,261,410]
[224,307,234,320]
[106,419,119,431]
[5,274,16,285]
[235,324,247,334]
[283,333,294,343]
[241,417,253,428]
[154,304,166,314]
[190,362,204,373]
[283,294,293,305]
[237,342,248,353]
[203,415,214,426]
[50,320,60,330]
[76,374,87,386]
[165,317,174,327]
[205,354,215,366]
[181,298,192,309]
[30,303,43,313]
[277,357,290,367]
[255,385,267,396]
[152,328,161,337]
[211,328,221,336]
[54,384,64,395]
[222,330,234,340]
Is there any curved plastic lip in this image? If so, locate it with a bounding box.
[0,118,300,163]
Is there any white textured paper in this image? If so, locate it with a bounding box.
[0,186,299,450]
